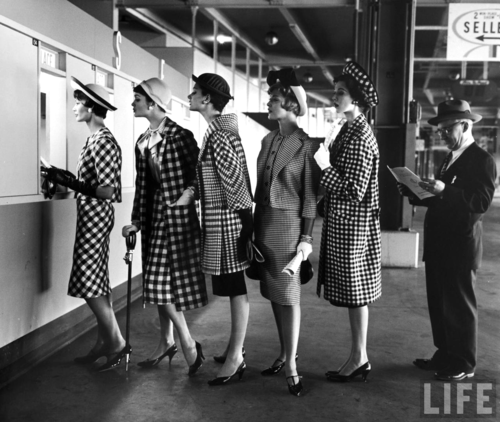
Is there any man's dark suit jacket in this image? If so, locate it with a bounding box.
[411,142,496,269]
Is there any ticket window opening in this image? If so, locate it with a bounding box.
[40,71,67,192]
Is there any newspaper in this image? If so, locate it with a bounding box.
[387,166,434,200]
[282,251,304,276]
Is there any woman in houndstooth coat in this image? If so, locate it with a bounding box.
[42,77,127,372]
[189,73,253,386]
[122,78,207,374]
[314,62,382,382]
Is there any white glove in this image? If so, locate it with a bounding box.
[167,188,194,207]
[314,143,331,171]
[297,241,312,260]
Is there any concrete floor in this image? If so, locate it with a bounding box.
[1,203,499,422]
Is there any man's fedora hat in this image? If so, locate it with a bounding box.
[192,73,234,100]
[139,78,172,111]
[428,99,482,125]
[70,77,117,111]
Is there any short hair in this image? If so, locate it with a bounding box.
[133,85,166,113]
[73,90,108,119]
[333,74,370,112]
[197,85,229,113]
[267,82,301,116]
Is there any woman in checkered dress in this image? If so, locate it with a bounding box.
[42,78,127,372]
[253,68,320,397]
[188,73,253,386]
[314,62,382,382]
[122,78,207,374]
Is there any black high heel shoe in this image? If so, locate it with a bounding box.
[74,348,106,364]
[137,344,178,368]
[286,375,303,397]
[261,354,298,376]
[207,361,246,386]
[326,362,371,382]
[97,344,132,372]
[188,341,205,376]
[213,347,246,364]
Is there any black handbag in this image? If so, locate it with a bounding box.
[300,259,314,285]
[245,242,265,280]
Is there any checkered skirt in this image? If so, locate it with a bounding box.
[68,199,114,298]
[254,205,302,305]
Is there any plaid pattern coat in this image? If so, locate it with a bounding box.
[317,114,382,307]
[131,117,207,310]
[196,114,253,275]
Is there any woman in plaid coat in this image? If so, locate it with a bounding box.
[253,68,320,397]
[314,62,382,382]
[42,78,127,372]
[188,73,253,386]
[122,78,207,375]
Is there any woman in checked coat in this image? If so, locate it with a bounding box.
[188,73,253,386]
[253,68,320,397]
[42,77,127,372]
[122,78,207,375]
[314,62,382,382]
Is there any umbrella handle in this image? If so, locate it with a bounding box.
[126,232,137,251]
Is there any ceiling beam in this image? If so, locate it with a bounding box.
[278,8,334,85]
[200,8,266,59]
[218,55,345,67]
[118,0,355,8]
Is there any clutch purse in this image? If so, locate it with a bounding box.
[245,242,265,280]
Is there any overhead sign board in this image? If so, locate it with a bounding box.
[447,3,500,61]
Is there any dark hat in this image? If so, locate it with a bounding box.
[70,77,117,111]
[267,68,308,117]
[427,99,482,125]
[192,73,233,100]
[342,61,379,108]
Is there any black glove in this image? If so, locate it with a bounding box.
[43,167,97,198]
[236,208,253,261]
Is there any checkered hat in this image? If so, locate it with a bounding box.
[342,62,379,107]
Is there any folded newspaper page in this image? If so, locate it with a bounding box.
[387,166,435,200]
[282,251,304,276]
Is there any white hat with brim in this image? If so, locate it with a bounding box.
[267,68,308,117]
[139,78,172,111]
[70,77,117,111]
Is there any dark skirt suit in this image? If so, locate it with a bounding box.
[131,117,207,311]
[69,127,122,298]
[254,129,320,306]
[196,114,253,287]
[317,114,382,307]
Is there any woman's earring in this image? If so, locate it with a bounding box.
[88,108,92,113]
[148,105,153,110]
[352,100,358,106]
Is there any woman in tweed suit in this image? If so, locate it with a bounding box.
[42,77,127,372]
[314,62,382,382]
[188,73,253,386]
[122,78,207,375]
[254,68,320,396]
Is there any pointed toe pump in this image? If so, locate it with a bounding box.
[137,344,178,368]
[97,344,132,372]
[287,375,303,397]
[208,361,246,386]
[188,341,205,376]
[261,354,298,376]
[213,347,246,364]
[326,362,371,383]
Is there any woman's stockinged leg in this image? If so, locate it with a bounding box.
[85,295,125,353]
[144,304,176,360]
[339,305,369,375]
[271,301,286,363]
[217,293,249,377]
[162,304,197,366]
[282,303,301,381]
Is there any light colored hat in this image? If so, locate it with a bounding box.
[139,78,172,111]
[70,77,117,111]
[266,68,308,117]
[427,99,482,125]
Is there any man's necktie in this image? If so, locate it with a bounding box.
[440,152,452,178]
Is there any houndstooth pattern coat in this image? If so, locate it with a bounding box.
[131,117,207,311]
[196,113,253,275]
[317,114,382,307]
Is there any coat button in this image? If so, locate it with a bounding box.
[267,165,270,170]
